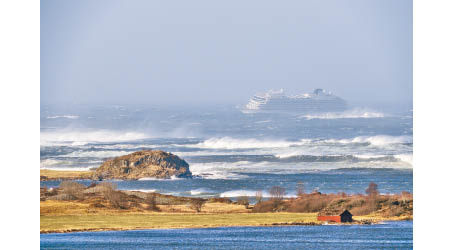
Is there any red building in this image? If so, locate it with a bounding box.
[317,210,353,223]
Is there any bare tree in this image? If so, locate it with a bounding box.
[100,182,127,209]
[190,199,206,212]
[255,190,263,204]
[237,196,250,209]
[59,181,86,200]
[145,193,160,211]
[296,181,305,197]
[365,182,379,197]
[269,186,286,201]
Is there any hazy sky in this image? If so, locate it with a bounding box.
[41,0,412,108]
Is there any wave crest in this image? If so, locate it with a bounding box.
[301,108,385,120]
[189,137,309,149]
[41,129,150,146]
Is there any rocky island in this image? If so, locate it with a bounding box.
[94,150,192,180]
[40,150,192,181]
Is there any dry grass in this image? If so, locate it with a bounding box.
[40,169,93,180]
[40,213,318,233]
[40,200,250,215]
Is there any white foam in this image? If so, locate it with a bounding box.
[40,159,63,167]
[138,177,160,181]
[61,150,129,158]
[325,135,412,147]
[220,190,296,198]
[46,115,79,119]
[394,154,413,166]
[301,108,385,120]
[40,129,150,146]
[127,189,157,193]
[190,188,214,195]
[188,137,309,150]
[94,144,157,150]
[220,190,262,197]
[137,176,182,181]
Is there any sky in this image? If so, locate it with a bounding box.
[41,0,412,108]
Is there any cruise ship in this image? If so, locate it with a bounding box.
[241,89,347,114]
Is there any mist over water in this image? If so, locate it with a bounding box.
[40,104,412,196]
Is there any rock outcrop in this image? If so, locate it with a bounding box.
[93,150,192,180]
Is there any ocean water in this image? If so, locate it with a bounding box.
[40,221,413,249]
[40,104,413,196]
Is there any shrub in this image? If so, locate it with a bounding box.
[99,182,129,209]
[145,193,160,211]
[59,181,86,200]
[287,193,333,213]
[252,200,289,213]
[252,200,276,213]
[189,199,206,212]
[237,196,249,209]
[365,182,379,197]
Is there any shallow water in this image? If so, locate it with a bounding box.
[40,221,413,250]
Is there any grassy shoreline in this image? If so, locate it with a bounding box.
[40,169,93,181]
[40,180,413,234]
[40,213,319,234]
[40,212,411,234]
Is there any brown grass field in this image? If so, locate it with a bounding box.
[40,169,93,180]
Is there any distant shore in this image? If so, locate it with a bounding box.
[40,169,93,181]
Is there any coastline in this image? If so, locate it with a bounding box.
[41,213,411,234]
[40,213,413,234]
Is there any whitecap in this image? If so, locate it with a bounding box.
[46,115,79,119]
[61,150,129,158]
[186,137,309,150]
[40,129,150,146]
[300,108,385,120]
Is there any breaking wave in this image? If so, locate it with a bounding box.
[190,188,215,195]
[46,115,79,119]
[220,190,296,198]
[61,150,130,158]
[394,154,413,166]
[184,135,411,151]
[40,129,150,146]
[187,137,310,149]
[324,135,412,147]
[301,109,385,120]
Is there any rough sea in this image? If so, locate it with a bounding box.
[40,104,413,248]
[40,104,412,197]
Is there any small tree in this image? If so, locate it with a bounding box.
[59,181,86,200]
[255,190,263,204]
[365,182,379,197]
[237,196,250,209]
[269,186,285,201]
[296,181,305,197]
[100,182,127,209]
[145,193,160,211]
[190,199,206,212]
